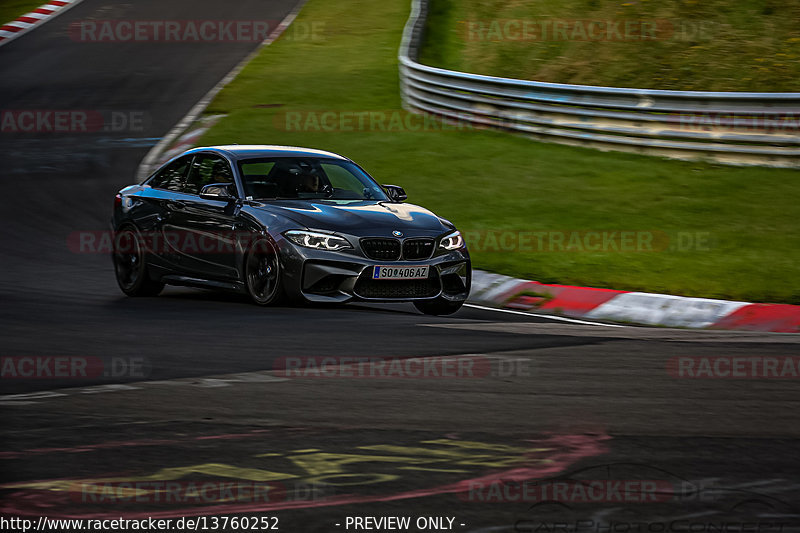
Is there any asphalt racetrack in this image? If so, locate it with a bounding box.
[1,1,799,531]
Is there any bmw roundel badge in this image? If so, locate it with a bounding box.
[392,230,403,237]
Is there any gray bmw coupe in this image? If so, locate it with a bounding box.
[111,145,471,315]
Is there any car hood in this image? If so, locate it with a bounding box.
[249,199,452,238]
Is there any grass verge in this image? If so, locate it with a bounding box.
[200,0,800,304]
[0,1,49,27]
[419,0,800,92]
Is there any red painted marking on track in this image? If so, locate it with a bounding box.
[0,433,609,518]
[33,8,56,14]
[1,25,25,33]
[17,16,41,24]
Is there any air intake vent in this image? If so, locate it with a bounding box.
[354,270,440,299]
[361,238,401,261]
[402,238,434,260]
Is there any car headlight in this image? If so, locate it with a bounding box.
[439,231,464,250]
[284,230,352,251]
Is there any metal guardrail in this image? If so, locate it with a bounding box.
[398,0,800,167]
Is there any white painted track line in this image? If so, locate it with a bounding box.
[464,303,627,327]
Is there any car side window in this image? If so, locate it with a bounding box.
[184,154,235,196]
[322,163,363,191]
[148,156,191,191]
[321,162,385,199]
[240,162,277,199]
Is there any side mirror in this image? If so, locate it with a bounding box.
[200,183,237,201]
[383,184,407,202]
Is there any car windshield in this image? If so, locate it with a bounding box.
[238,157,389,201]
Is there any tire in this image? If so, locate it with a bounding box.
[244,238,285,306]
[112,227,164,297]
[413,298,464,316]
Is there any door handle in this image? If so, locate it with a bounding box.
[168,200,186,210]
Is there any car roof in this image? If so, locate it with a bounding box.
[186,145,349,161]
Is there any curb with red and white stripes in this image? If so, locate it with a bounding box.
[469,271,800,333]
[0,0,83,47]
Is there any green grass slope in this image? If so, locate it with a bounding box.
[200,0,800,304]
[420,0,800,92]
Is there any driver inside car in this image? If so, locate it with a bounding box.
[298,172,320,193]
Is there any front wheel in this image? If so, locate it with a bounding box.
[413,298,464,316]
[244,238,284,305]
[112,227,164,297]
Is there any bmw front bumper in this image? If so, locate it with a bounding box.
[278,239,471,304]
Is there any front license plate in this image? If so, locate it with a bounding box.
[373,265,429,280]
